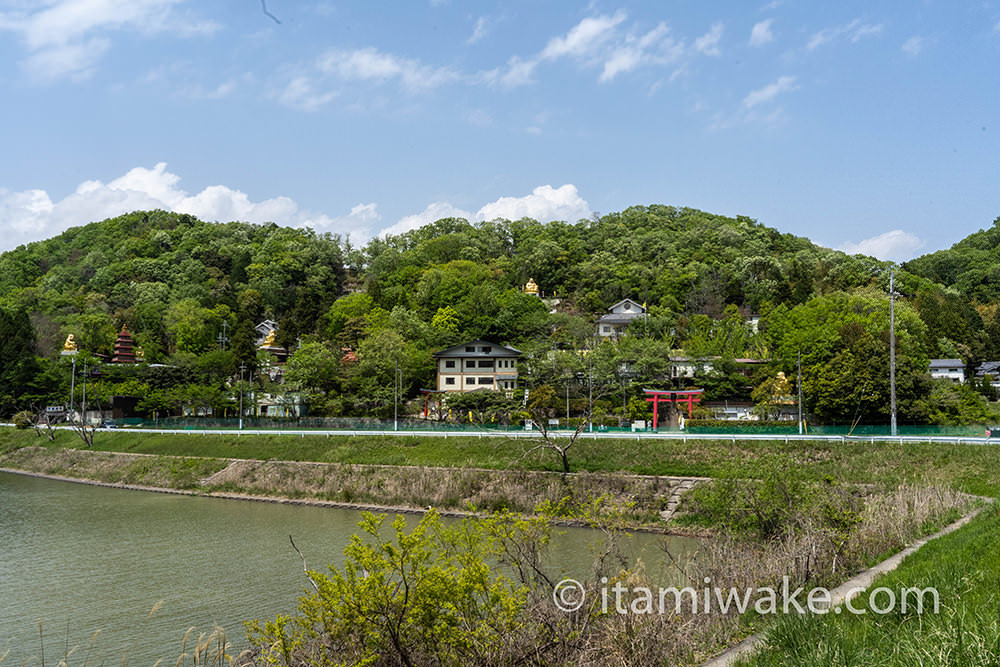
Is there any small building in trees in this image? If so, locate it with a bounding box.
[255,319,279,346]
[597,299,648,338]
[258,327,289,363]
[973,361,1000,389]
[433,340,521,394]
[929,359,965,383]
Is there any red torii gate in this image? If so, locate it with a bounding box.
[420,389,445,419]
[644,388,703,428]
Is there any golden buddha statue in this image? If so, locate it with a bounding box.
[62,334,78,352]
[524,278,539,295]
[260,329,278,348]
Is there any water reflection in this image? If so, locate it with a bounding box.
[0,471,698,665]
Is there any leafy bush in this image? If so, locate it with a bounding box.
[686,457,861,540]
[12,410,34,429]
[245,510,577,667]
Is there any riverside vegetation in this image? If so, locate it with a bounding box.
[1,428,996,665]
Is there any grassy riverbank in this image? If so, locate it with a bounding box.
[740,501,1000,666]
[3,426,999,665]
[2,427,999,497]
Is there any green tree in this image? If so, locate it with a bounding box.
[0,307,39,411]
[247,510,575,667]
[284,341,342,407]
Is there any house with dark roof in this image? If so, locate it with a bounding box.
[597,299,648,338]
[929,358,965,383]
[974,361,1000,388]
[433,340,521,394]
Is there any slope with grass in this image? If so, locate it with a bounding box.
[739,502,1000,666]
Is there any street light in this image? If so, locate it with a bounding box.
[394,357,399,432]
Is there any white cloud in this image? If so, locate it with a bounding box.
[378,184,592,240]
[0,163,370,252]
[694,22,724,56]
[541,11,626,60]
[378,202,472,238]
[467,16,489,45]
[749,19,774,47]
[490,55,538,88]
[807,19,882,51]
[600,22,679,82]
[1,169,597,251]
[743,75,797,108]
[0,0,217,81]
[491,11,691,87]
[274,73,338,112]
[317,47,459,90]
[838,230,926,262]
[475,184,591,222]
[901,35,929,57]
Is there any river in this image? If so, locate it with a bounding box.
[0,470,699,666]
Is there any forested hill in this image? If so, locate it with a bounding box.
[362,204,882,317]
[903,216,1000,303]
[0,204,994,369]
[0,205,882,358]
[5,205,1000,425]
[0,210,345,359]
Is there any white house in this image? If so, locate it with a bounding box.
[597,299,648,338]
[433,340,521,394]
[929,359,965,383]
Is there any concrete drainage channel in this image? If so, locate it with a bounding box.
[700,501,993,666]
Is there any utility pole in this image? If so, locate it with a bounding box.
[239,362,245,431]
[565,379,570,422]
[217,321,229,351]
[588,348,593,433]
[69,355,77,423]
[797,350,803,435]
[889,270,898,437]
[394,357,399,431]
[81,361,88,425]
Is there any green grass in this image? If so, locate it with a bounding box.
[740,502,1000,666]
[3,427,999,497]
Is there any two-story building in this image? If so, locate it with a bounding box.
[433,340,521,394]
[597,299,648,338]
[929,359,965,383]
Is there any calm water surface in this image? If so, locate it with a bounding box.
[0,470,698,666]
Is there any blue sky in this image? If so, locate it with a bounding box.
[1,1,998,262]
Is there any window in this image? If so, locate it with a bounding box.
[445,377,455,385]
[466,360,475,368]
[478,360,494,368]
[466,377,476,385]
[478,377,493,385]
[481,346,492,353]
[445,360,455,368]
[465,346,475,352]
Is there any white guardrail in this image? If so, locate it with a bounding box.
[6,424,997,446]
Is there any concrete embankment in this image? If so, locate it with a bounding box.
[0,445,707,530]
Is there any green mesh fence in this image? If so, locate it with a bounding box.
[117,416,997,438]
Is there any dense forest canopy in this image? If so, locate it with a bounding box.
[2,207,999,425]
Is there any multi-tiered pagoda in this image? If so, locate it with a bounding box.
[111,325,137,363]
